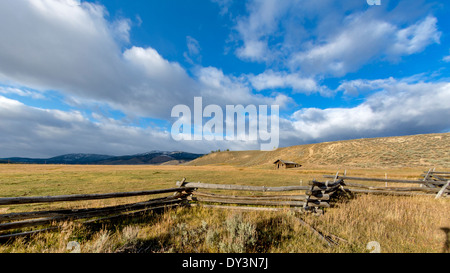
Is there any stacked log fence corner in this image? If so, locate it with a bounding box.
[183,179,345,214]
[323,169,450,198]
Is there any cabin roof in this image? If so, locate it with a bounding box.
[273,159,299,165]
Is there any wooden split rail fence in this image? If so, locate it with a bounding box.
[176,178,345,214]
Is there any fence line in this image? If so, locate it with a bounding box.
[0,187,185,205]
[0,187,192,240]
[1,168,448,240]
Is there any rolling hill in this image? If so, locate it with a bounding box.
[187,133,450,169]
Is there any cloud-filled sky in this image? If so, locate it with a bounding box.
[0,0,449,157]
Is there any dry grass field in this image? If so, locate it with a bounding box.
[0,163,449,253]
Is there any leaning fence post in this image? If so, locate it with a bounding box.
[423,168,433,188]
[176,177,187,187]
[333,171,339,183]
[435,181,450,199]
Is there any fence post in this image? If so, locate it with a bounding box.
[435,181,450,199]
[423,168,433,188]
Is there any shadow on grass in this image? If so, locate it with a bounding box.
[441,227,450,253]
[254,215,292,252]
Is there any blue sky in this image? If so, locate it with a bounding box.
[0,0,449,157]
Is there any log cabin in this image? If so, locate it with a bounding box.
[273,159,301,169]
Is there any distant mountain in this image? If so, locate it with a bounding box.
[94,151,204,165]
[2,154,114,164]
[48,154,115,164]
[1,151,204,165]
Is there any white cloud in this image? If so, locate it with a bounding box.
[123,46,188,81]
[111,18,132,43]
[211,0,233,16]
[336,77,397,96]
[285,79,450,144]
[236,40,269,62]
[231,1,441,76]
[290,14,441,76]
[194,66,289,107]
[0,0,284,120]
[388,16,441,57]
[186,36,201,56]
[234,0,291,62]
[0,86,45,99]
[290,16,396,76]
[184,36,202,64]
[0,0,128,98]
[249,70,327,95]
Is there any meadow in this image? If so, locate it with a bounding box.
[0,164,448,253]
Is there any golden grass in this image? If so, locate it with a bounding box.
[0,164,449,253]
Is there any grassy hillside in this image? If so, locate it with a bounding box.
[187,133,450,169]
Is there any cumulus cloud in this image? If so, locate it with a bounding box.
[0,0,283,120]
[231,0,441,76]
[0,0,130,102]
[290,15,441,76]
[284,79,450,144]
